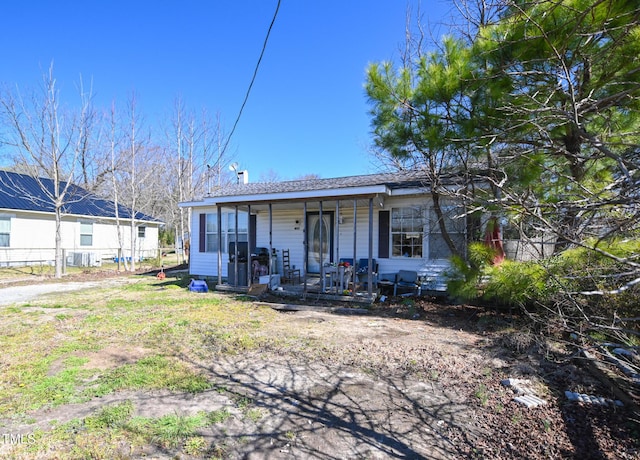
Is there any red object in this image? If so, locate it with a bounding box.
[484,217,505,265]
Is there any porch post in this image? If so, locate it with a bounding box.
[335,201,340,263]
[352,198,357,296]
[319,201,323,265]
[233,205,239,287]
[368,197,374,297]
[217,206,222,286]
[247,204,252,287]
[303,202,308,298]
[319,200,323,293]
[268,203,273,277]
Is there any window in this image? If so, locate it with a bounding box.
[80,221,93,246]
[205,214,218,252]
[391,207,424,258]
[226,211,248,247]
[0,217,10,247]
[428,206,466,259]
[203,211,248,253]
[138,226,146,238]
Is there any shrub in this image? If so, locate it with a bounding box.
[446,242,495,302]
[447,237,640,317]
[482,260,549,308]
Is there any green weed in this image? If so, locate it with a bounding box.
[184,435,208,455]
[207,407,232,424]
[244,408,264,422]
[475,384,489,406]
[149,412,207,449]
[87,355,210,397]
[235,396,253,410]
[85,400,134,429]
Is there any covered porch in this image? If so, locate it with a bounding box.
[211,194,382,303]
[181,172,456,303]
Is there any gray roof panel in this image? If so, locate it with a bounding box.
[211,171,432,198]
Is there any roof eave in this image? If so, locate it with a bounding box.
[180,184,392,207]
[0,207,163,224]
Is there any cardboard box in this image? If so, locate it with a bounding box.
[259,274,280,289]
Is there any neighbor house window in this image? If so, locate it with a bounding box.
[428,206,466,259]
[391,207,424,258]
[138,226,146,238]
[0,217,10,247]
[80,221,93,246]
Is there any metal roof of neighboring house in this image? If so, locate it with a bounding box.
[0,170,161,223]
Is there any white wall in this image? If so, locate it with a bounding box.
[188,195,457,284]
[0,211,160,265]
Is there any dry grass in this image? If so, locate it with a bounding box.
[0,275,636,459]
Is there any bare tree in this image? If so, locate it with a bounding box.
[162,102,232,263]
[0,65,96,277]
[120,94,157,272]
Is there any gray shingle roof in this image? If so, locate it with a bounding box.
[0,170,161,222]
[211,171,432,197]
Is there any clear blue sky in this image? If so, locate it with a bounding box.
[1,1,455,181]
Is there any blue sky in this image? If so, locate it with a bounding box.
[1,1,454,181]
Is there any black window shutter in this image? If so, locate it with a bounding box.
[378,210,390,258]
[249,214,257,252]
[199,214,206,252]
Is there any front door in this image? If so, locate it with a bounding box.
[306,212,333,274]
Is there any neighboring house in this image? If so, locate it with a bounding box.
[0,170,162,267]
[180,171,468,293]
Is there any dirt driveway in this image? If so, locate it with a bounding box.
[0,277,137,306]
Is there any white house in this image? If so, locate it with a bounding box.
[0,170,162,267]
[180,171,469,297]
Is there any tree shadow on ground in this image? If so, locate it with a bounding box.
[175,352,486,459]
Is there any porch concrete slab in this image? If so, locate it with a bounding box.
[256,302,370,315]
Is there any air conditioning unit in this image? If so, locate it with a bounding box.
[68,252,101,267]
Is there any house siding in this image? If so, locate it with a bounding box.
[0,210,160,266]
[188,195,456,290]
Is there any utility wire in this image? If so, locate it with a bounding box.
[221,0,281,159]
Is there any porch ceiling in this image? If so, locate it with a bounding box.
[223,195,384,213]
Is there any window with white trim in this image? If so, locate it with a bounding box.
[80,221,93,246]
[204,212,248,253]
[205,214,218,252]
[138,226,146,238]
[0,217,10,247]
[226,211,248,247]
[391,206,425,258]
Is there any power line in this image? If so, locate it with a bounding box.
[220,0,281,159]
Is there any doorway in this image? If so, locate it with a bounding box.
[306,212,334,274]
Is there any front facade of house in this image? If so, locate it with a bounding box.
[0,170,162,267]
[181,172,467,293]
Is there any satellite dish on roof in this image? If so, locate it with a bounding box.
[229,162,239,172]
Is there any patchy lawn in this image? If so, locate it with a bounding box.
[0,274,637,459]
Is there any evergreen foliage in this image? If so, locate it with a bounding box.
[367,1,640,324]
